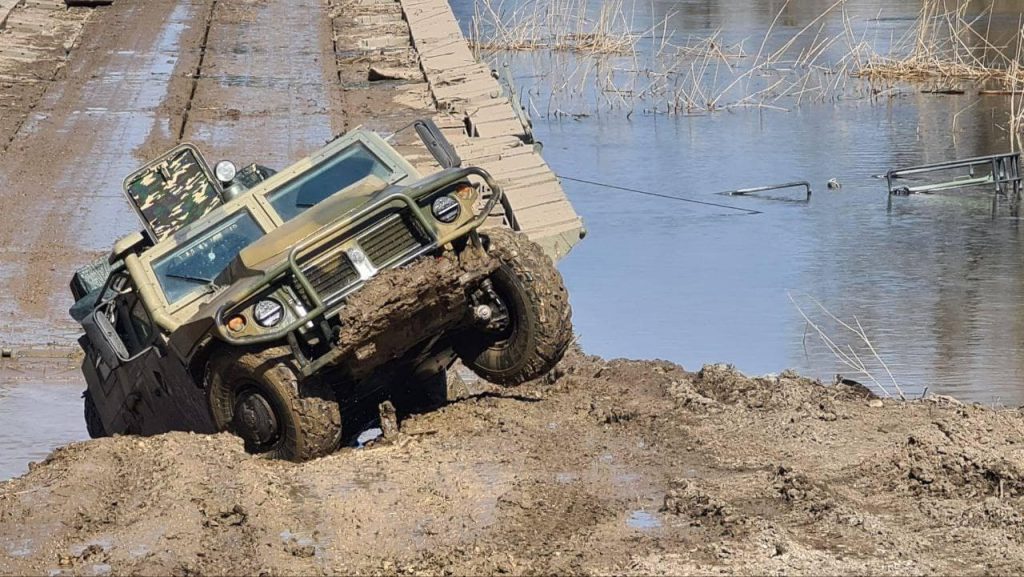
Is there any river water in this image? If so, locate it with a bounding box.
[453,0,1024,404]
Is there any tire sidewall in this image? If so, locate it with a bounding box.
[457,228,572,385]
[468,262,538,381]
[207,351,306,460]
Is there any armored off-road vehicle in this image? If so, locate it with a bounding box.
[69,122,572,460]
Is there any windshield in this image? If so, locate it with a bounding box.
[152,211,265,304]
[267,142,393,222]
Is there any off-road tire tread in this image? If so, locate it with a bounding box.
[462,228,572,385]
[207,347,342,462]
[84,391,107,439]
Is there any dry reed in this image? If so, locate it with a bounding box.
[788,291,904,400]
[470,0,1024,128]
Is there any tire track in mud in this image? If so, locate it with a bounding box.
[0,1,91,152]
[175,0,218,141]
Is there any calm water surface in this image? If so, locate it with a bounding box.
[0,380,85,479]
[453,0,1024,403]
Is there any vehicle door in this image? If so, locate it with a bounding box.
[122,295,215,433]
[81,281,207,435]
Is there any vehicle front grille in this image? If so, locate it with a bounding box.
[294,209,431,305]
[358,211,427,268]
[298,246,359,304]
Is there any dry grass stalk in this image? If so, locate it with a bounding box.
[788,291,905,400]
[470,0,645,55]
[473,0,858,116]
[472,0,1024,121]
[854,0,1024,89]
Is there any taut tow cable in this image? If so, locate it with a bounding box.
[557,175,763,215]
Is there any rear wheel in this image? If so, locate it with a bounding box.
[456,228,572,385]
[83,391,107,439]
[207,347,342,461]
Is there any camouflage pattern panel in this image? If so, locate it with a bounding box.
[124,145,223,241]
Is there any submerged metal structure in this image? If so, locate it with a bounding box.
[886,152,1023,214]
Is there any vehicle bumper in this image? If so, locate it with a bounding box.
[292,243,498,378]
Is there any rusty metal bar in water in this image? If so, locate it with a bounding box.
[885,153,1021,196]
[721,181,812,201]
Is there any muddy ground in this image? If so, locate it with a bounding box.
[3,1,1024,575]
[2,351,1024,575]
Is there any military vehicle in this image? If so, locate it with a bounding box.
[69,121,573,461]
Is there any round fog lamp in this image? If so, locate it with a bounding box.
[431,195,461,223]
[214,160,237,184]
[227,315,247,333]
[253,299,284,328]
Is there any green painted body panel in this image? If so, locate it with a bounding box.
[123,145,223,242]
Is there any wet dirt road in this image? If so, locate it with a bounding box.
[0,0,344,347]
[0,0,437,478]
[0,0,434,346]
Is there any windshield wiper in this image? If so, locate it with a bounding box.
[164,272,214,284]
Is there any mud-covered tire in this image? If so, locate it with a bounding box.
[207,347,342,462]
[456,228,572,385]
[83,391,107,439]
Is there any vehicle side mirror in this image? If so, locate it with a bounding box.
[82,309,130,367]
[414,119,461,169]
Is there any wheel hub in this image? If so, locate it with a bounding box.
[472,278,511,334]
[233,391,279,448]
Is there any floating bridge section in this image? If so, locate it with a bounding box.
[397,0,585,260]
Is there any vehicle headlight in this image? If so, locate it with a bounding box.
[214,160,237,184]
[253,298,284,327]
[431,195,461,223]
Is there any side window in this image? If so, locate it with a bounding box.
[128,298,155,351]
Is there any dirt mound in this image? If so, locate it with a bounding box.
[4,351,1024,575]
[868,408,1024,499]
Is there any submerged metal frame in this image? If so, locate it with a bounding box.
[886,153,1023,214]
[722,181,812,201]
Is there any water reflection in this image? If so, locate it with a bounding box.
[453,0,1024,403]
[0,381,85,480]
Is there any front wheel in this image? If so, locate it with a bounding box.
[207,347,342,461]
[456,228,573,385]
